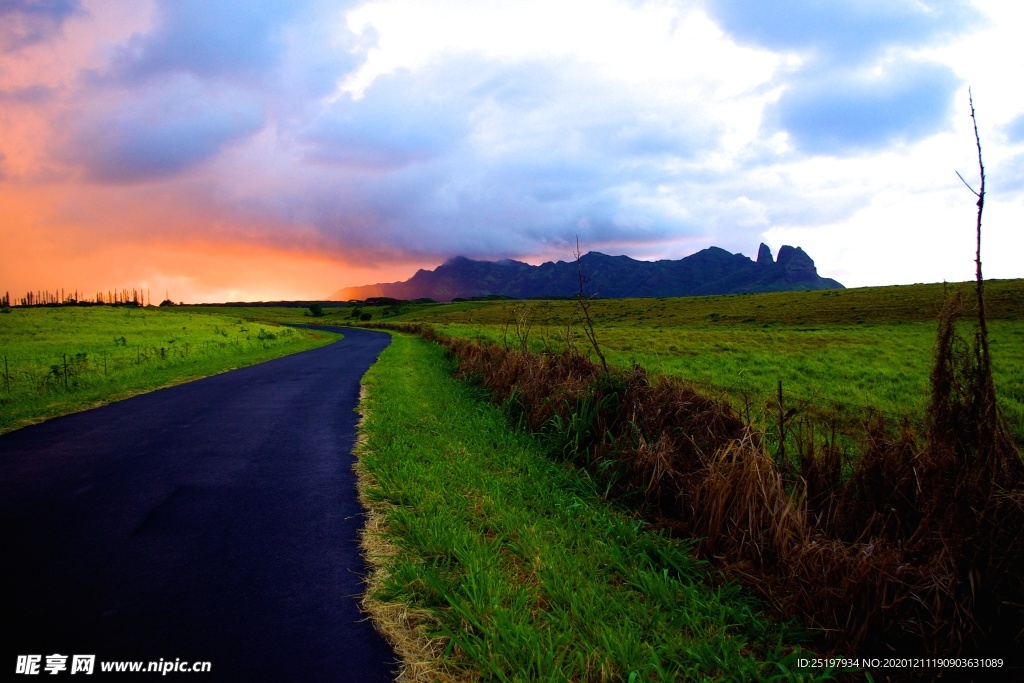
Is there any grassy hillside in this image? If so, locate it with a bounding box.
[367,279,1024,443]
[0,306,338,434]
[381,279,1023,327]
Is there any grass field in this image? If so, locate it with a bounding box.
[0,305,338,434]
[355,279,1024,663]
[357,332,832,681]
[362,279,1024,444]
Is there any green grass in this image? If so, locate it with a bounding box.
[381,279,1024,327]
[168,304,360,326]
[357,332,837,682]
[375,279,1024,443]
[0,305,338,434]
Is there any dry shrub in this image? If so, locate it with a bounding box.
[832,415,924,543]
[694,437,902,645]
[904,289,1024,655]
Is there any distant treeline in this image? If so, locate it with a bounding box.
[2,293,453,310]
[2,289,159,308]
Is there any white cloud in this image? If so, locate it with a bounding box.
[340,0,781,97]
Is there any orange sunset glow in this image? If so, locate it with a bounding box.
[2,1,1022,303]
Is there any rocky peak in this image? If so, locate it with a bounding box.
[756,242,774,265]
[775,245,818,283]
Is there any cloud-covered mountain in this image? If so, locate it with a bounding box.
[335,243,843,301]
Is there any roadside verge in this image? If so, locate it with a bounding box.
[354,332,824,682]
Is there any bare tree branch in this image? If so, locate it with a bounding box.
[967,88,990,374]
[575,236,608,373]
[956,170,979,197]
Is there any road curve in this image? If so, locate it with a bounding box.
[1,327,397,681]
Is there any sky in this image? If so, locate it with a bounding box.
[1,0,1022,303]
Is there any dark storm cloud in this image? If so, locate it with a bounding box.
[57,77,264,182]
[228,127,688,268]
[768,61,960,154]
[0,0,83,52]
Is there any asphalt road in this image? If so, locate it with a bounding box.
[1,327,397,681]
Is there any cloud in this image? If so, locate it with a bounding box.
[705,1,973,157]
[0,0,83,52]
[16,2,741,264]
[238,49,729,263]
[768,61,960,154]
[296,70,469,169]
[299,155,687,263]
[1003,113,1024,143]
[56,76,265,182]
[0,84,54,104]
[704,0,977,63]
[58,0,364,184]
[992,153,1024,194]
[102,0,297,84]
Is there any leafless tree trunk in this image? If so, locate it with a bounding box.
[575,237,608,372]
[956,89,990,375]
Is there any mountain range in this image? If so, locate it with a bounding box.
[333,243,843,302]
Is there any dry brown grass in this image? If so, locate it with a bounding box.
[354,382,478,683]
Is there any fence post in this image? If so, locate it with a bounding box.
[4,355,9,394]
